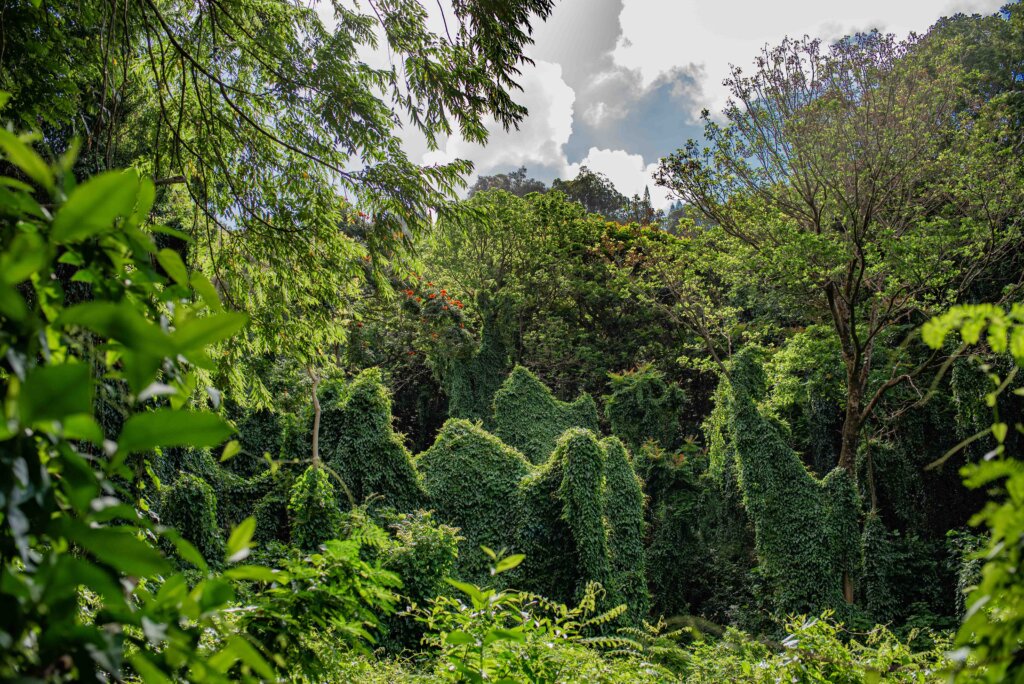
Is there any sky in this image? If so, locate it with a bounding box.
[332,0,1008,208]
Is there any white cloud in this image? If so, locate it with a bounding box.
[423,60,576,180]
[612,0,1007,118]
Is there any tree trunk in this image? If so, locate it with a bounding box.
[309,368,321,468]
[838,379,862,474]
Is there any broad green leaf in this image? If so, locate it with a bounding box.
[157,248,188,286]
[190,271,224,311]
[445,630,475,645]
[494,553,525,574]
[59,301,175,355]
[485,627,526,644]
[51,169,139,243]
[224,565,282,583]
[445,578,485,604]
[0,232,47,284]
[172,312,248,351]
[0,128,53,192]
[220,440,241,462]
[0,282,27,320]
[20,363,92,424]
[130,653,172,684]
[162,529,209,573]
[118,410,234,454]
[66,522,171,577]
[226,517,257,563]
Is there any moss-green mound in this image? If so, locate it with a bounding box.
[600,437,651,623]
[441,302,512,427]
[417,419,532,582]
[721,348,861,617]
[161,472,223,565]
[493,366,600,464]
[321,368,425,512]
[289,466,343,551]
[604,364,687,452]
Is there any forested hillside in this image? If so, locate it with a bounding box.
[1,1,1023,682]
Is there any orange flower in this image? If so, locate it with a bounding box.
[428,293,436,299]
[416,296,422,302]
[440,289,447,295]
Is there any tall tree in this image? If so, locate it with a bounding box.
[656,28,1024,473]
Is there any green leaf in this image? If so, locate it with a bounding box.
[0,232,47,284]
[66,522,171,577]
[224,565,282,583]
[190,272,224,312]
[220,440,241,462]
[0,128,53,192]
[172,312,248,351]
[20,363,92,424]
[485,627,526,644]
[0,282,28,320]
[992,422,1008,444]
[157,248,189,285]
[445,578,485,604]
[60,301,175,355]
[494,553,525,574]
[129,653,172,684]
[162,529,209,573]
[51,169,140,243]
[225,517,256,563]
[118,410,234,454]
[445,630,475,645]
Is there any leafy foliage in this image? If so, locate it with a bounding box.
[417,419,531,583]
[288,466,343,551]
[320,368,425,511]
[604,364,687,452]
[716,348,861,617]
[494,366,600,464]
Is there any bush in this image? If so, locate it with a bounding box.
[379,510,460,649]
[494,366,600,464]
[417,419,532,582]
[289,466,344,551]
[683,613,954,683]
[321,368,425,511]
[604,364,687,452]
[161,472,224,565]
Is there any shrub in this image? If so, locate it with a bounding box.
[683,613,954,683]
[289,466,344,551]
[494,366,600,464]
[417,419,531,582]
[415,555,660,683]
[161,473,224,565]
[241,537,401,681]
[321,368,425,511]
[379,510,461,649]
[604,364,687,452]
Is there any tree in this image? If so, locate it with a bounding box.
[2,0,557,412]
[469,166,547,197]
[656,29,1024,474]
[551,166,628,221]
